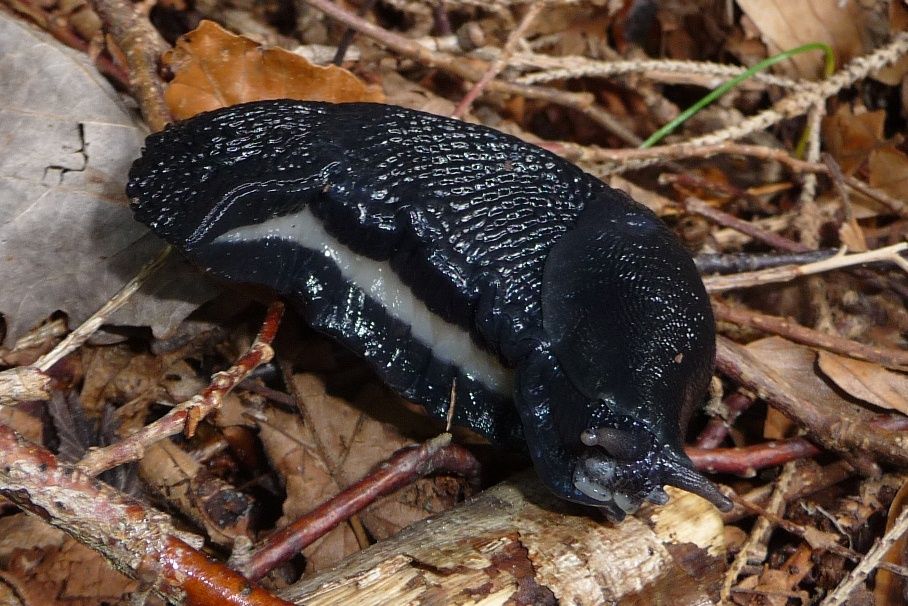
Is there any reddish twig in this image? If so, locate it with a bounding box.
[694,389,755,449]
[715,336,908,472]
[684,196,807,253]
[242,433,480,581]
[301,0,640,145]
[693,414,908,476]
[87,0,171,131]
[688,438,820,476]
[0,422,293,606]
[451,2,544,118]
[77,302,285,476]
[713,300,908,370]
[4,0,131,87]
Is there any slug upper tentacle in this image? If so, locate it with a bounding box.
[127,100,731,518]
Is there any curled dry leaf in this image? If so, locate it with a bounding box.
[736,0,881,79]
[0,515,137,606]
[869,145,908,201]
[257,373,461,572]
[875,479,908,606]
[821,107,886,175]
[0,16,216,344]
[816,350,908,416]
[164,20,384,120]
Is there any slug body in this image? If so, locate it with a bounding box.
[128,100,730,520]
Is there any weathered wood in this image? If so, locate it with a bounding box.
[283,472,726,605]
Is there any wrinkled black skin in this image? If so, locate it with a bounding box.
[128,100,718,516]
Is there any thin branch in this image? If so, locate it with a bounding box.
[712,300,908,370]
[0,422,294,606]
[722,462,797,601]
[820,505,908,606]
[685,196,807,253]
[76,302,284,476]
[35,246,171,373]
[452,1,544,118]
[511,55,800,88]
[242,433,480,581]
[87,0,171,131]
[703,243,908,293]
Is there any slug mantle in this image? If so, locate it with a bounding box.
[127,100,731,521]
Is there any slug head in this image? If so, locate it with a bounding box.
[539,190,731,519]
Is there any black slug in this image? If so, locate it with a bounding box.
[127,100,731,520]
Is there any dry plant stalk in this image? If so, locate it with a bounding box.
[703,243,908,293]
[77,302,284,476]
[0,422,294,606]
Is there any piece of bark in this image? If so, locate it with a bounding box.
[282,472,725,605]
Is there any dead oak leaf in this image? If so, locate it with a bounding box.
[817,350,908,416]
[257,374,460,572]
[821,107,886,175]
[869,145,908,201]
[164,20,384,120]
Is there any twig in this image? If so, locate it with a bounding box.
[820,505,908,606]
[0,367,51,406]
[713,300,908,369]
[300,0,641,144]
[76,302,284,476]
[824,153,867,251]
[685,197,807,253]
[694,390,755,449]
[331,0,378,65]
[511,55,800,88]
[691,414,908,476]
[87,0,171,131]
[844,174,908,217]
[556,140,826,174]
[715,335,908,470]
[242,433,480,581]
[35,246,171,373]
[0,422,294,606]
[452,1,544,118]
[703,243,908,293]
[722,461,797,602]
[689,439,820,477]
[695,250,836,274]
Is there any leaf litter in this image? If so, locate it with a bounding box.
[0,1,907,604]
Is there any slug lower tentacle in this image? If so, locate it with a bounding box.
[127,100,731,518]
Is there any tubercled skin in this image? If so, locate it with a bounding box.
[128,100,731,518]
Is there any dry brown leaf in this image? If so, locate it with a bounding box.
[875,0,908,85]
[821,107,887,175]
[869,145,908,201]
[816,350,908,415]
[875,479,908,606]
[0,16,215,344]
[0,515,136,606]
[736,0,871,79]
[79,345,166,416]
[745,336,874,426]
[257,374,459,572]
[164,20,384,120]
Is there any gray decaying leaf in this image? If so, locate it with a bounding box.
[0,15,218,344]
